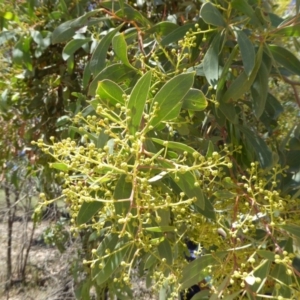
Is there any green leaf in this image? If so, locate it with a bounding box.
[147,22,178,36]
[220,292,242,300]
[50,162,68,171]
[112,33,135,69]
[115,6,150,27]
[113,175,132,216]
[218,102,238,123]
[271,264,292,298]
[269,45,300,76]
[222,44,263,103]
[0,31,15,45]
[152,138,197,155]
[52,20,76,44]
[190,290,210,300]
[200,2,226,27]
[235,30,255,77]
[95,242,132,285]
[145,226,175,233]
[180,252,227,289]
[203,32,222,88]
[89,63,136,96]
[231,0,262,27]
[148,73,194,128]
[251,61,269,118]
[83,61,92,89]
[77,201,103,225]
[69,10,103,28]
[62,38,90,61]
[250,259,272,293]
[264,93,283,119]
[157,238,173,266]
[161,23,195,46]
[275,24,300,37]
[90,24,123,75]
[127,71,152,135]
[209,276,232,300]
[171,171,205,210]
[96,79,125,106]
[216,44,239,102]
[96,233,118,257]
[240,125,273,169]
[145,253,158,269]
[278,224,300,241]
[182,89,207,111]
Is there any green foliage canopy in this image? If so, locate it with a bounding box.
[3,0,300,299]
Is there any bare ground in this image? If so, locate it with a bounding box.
[0,218,158,300]
[0,218,77,300]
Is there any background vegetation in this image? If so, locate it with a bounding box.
[1,0,300,299]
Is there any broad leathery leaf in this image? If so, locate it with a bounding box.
[83,61,92,89]
[96,233,118,257]
[157,238,173,266]
[95,242,132,285]
[100,1,150,27]
[115,7,150,27]
[50,162,68,171]
[96,79,125,106]
[161,23,194,46]
[217,292,241,300]
[278,224,300,241]
[0,31,15,45]
[52,20,76,44]
[240,125,272,169]
[77,201,103,225]
[180,252,227,289]
[203,32,222,88]
[222,43,263,103]
[275,24,300,37]
[271,264,292,298]
[113,174,132,215]
[145,226,175,233]
[127,71,152,135]
[182,89,207,111]
[200,2,226,27]
[148,73,194,128]
[79,279,92,300]
[190,290,210,300]
[289,137,300,150]
[171,171,205,210]
[90,24,123,75]
[62,38,90,60]
[69,126,98,144]
[209,276,232,300]
[218,102,238,123]
[119,0,124,12]
[69,10,101,28]
[264,93,283,119]
[251,61,269,118]
[231,0,262,27]
[269,45,300,76]
[112,33,135,69]
[89,63,136,96]
[250,259,271,293]
[235,30,255,77]
[152,138,197,155]
[147,21,178,36]
[216,45,239,102]
[145,253,158,269]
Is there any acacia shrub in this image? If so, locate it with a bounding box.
[31,0,300,299]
